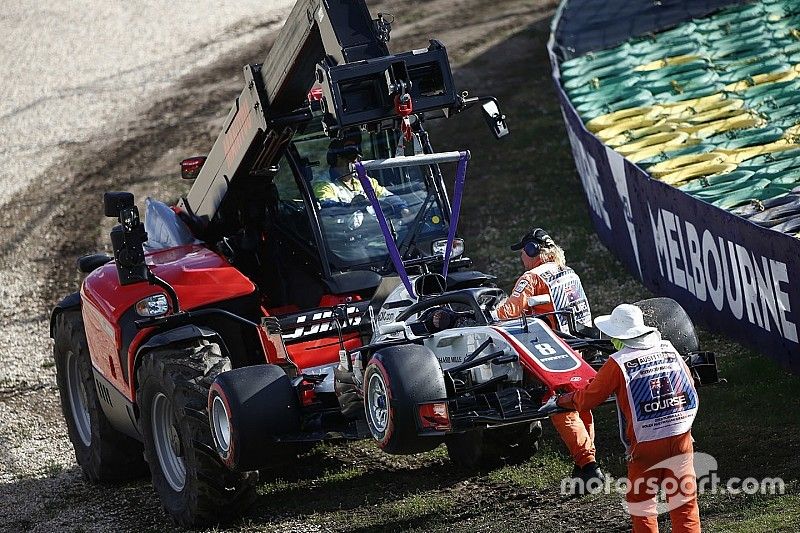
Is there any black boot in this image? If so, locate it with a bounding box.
[578,462,605,494]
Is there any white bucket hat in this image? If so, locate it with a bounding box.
[594,304,657,340]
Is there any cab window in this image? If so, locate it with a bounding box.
[272,156,314,247]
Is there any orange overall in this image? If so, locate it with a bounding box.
[495,263,596,468]
[560,341,701,533]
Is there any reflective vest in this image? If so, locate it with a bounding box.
[531,262,592,331]
[610,340,698,446]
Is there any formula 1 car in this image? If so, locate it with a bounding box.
[336,286,720,468]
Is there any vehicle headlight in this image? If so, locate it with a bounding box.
[135,294,169,317]
[432,238,464,259]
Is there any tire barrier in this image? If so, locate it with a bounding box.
[550,0,800,372]
[559,1,800,231]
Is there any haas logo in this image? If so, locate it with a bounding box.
[283,306,364,340]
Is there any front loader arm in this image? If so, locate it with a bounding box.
[179,0,458,225]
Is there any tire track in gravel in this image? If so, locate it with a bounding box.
[0,28,283,425]
[0,16,288,531]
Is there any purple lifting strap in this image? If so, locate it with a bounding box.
[355,161,417,299]
[442,151,470,280]
[355,150,470,300]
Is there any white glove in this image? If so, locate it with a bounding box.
[538,395,561,416]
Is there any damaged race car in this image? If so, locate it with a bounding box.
[337,281,720,468]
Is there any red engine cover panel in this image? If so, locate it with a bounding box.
[81,245,256,398]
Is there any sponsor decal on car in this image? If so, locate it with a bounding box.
[280,302,368,341]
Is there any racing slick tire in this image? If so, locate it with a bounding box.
[137,341,257,527]
[53,310,147,482]
[445,421,542,469]
[363,344,446,455]
[208,364,303,472]
[635,297,700,355]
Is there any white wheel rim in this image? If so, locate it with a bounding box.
[151,392,186,492]
[211,395,231,454]
[65,349,91,447]
[366,372,389,435]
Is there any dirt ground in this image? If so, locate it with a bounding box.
[1,0,797,531]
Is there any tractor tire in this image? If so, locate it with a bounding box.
[363,344,446,455]
[446,421,542,469]
[53,310,147,482]
[635,297,699,355]
[137,341,256,527]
